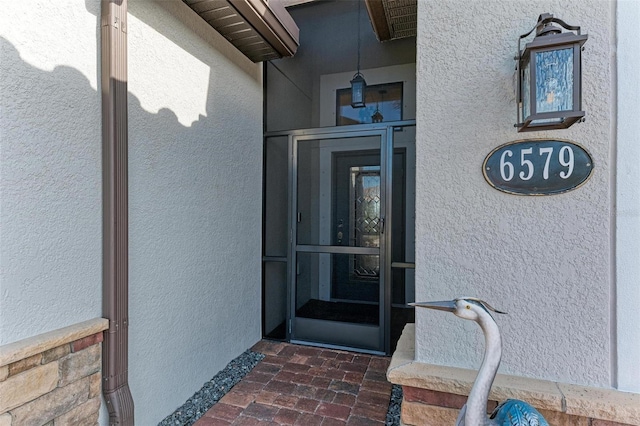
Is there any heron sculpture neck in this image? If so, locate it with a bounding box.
[465,307,502,425]
[411,298,549,426]
[410,298,509,426]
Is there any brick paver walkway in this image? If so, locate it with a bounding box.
[194,340,392,425]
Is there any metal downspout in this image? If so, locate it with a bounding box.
[101,0,134,424]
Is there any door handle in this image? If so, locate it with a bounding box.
[380,217,385,234]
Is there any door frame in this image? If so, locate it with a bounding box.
[264,120,415,355]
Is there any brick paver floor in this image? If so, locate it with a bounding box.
[194,340,392,426]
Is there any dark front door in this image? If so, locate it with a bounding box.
[331,150,406,306]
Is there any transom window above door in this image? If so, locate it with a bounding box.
[336,82,403,126]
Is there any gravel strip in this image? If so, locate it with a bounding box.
[158,350,265,426]
[159,349,403,426]
[385,384,403,426]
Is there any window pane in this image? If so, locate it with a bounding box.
[337,82,403,125]
[264,136,289,257]
[264,261,287,339]
[295,252,380,319]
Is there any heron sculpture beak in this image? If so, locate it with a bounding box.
[409,300,456,312]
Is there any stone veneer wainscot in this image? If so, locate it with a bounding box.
[387,324,640,426]
[0,318,109,426]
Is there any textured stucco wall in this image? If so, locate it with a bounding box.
[616,0,640,393]
[0,1,102,345]
[415,0,613,387]
[126,2,263,424]
[1,0,262,422]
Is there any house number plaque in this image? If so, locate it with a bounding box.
[483,139,594,195]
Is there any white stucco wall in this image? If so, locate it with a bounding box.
[415,0,613,388]
[126,2,263,423]
[0,1,103,345]
[2,0,262,422]
[616,0,640,393]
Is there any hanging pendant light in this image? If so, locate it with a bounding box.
[351,73,366,108]
[351,0,367,108]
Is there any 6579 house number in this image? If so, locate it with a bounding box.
[483,140,594,195]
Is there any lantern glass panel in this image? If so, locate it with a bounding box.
[535,48,574,115]
[522,59,531,120]
[351,75,366,107]
[352,83,364,104]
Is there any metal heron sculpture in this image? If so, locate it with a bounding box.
[411,298,549,426]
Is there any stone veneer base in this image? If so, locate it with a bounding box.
[0,318,109,426]
[387,324,640,426]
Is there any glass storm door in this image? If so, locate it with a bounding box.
[290,131,389,353]
[263,122,416,355]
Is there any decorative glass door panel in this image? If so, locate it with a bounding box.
[331,152,382,303]
[351,166,381,280]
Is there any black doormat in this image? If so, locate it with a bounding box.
[266,299,415,353]
[296,299,379,324]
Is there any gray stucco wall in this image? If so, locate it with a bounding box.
[126,2,263,423]
[415,0,613,388]
[0,1,103,345]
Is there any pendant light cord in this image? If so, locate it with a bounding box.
[357,0,361,74]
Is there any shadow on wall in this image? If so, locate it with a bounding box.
[1,33,263,423]
[0,33,257,316]
[0,36,103,345]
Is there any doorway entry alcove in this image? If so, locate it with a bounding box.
[262,0,417,355]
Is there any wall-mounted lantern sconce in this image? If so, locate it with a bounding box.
[515,13,588,132]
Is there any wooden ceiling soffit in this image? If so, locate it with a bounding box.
[365,0,417,42]
[183,0,300,62]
